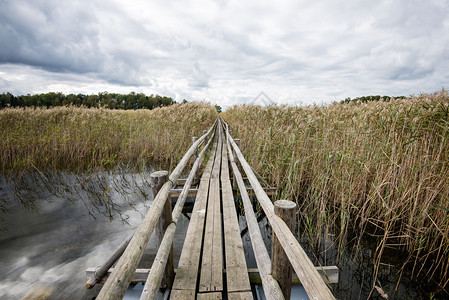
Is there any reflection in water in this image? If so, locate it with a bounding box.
[0,170,188,300]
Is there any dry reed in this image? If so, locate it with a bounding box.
[222,90,449,289]
[0,102,217,173]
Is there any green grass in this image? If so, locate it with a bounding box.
[222,89,449,288]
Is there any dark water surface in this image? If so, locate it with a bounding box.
[0,170,189,299]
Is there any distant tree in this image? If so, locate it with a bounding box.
[0,92,178,110]
[340,94,408,104]
[215,104,222,113]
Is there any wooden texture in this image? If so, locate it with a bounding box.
[225,135,284,300]
[227,292,253,300]
[169,290,195,299]
[199,127,223,292]
[220,143,251,294]
[169,188,198,198]
[192,137,198,182]
[231,138,240,188]
[197,292,222,300]
[96,124,215,300]
[272,200,296,300]
[150,171,174,289]
[140,130,216,300]
[247,267,339,285]
[225,124,336,300]
[171,134,219,296]
[170,187,276,199]
[86,266,339,285]
[85,234,133,289]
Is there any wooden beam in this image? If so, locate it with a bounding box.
[169,187,276,197]
[85,234,133,289]
[199,127,223,293]
[86,266,338,285]
[220,141,251,294]
[169,188,198,198]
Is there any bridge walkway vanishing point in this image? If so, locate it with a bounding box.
[86,118,337,300]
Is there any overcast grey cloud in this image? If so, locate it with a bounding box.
[0,0,448,107]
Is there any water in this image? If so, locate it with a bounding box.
[0,170,189,299]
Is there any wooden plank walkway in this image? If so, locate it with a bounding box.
[88,118,336,300]
[171,125,251,299]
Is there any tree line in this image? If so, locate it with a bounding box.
[340,95,408,104]
[0,92,179,110]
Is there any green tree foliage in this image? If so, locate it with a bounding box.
[0,92,177,110]
[214,104,222,113]
[340,95,408,104]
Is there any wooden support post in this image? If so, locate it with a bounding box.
[232,139,241,189]
[272,200,296,300]
[150,171,174,288]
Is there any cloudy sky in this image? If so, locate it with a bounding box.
[1,0,448,107]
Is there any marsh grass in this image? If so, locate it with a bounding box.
[0,102,217,173]
[222,90,449,290]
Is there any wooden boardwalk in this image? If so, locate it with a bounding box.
[87,118,337,300]
[171,123,252,299]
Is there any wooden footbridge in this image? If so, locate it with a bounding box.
[86,118,337,299]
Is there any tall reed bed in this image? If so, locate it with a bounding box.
[222,90,449,289]
[0,102,217,173]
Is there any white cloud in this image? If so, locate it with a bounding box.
[1,0,448,106]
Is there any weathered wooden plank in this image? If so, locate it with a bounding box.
[220,144,251,294]
[227,292,253,300]
[169,188,198,198]
[171,146,215,292]
[225,137,284,300]
[169,290,195,299]
[199,133,223,292]
[197,292,222,300]
[247,267,339,285]
[226,126,336,300]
